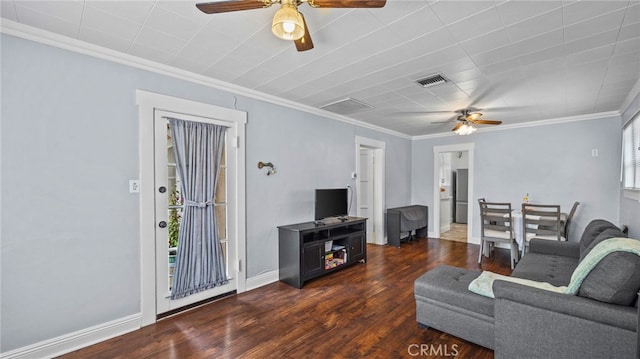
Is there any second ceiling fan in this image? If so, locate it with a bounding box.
[452,109,502,135]
[196,0,387,51]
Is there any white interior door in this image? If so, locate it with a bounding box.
[355,137,386,245]
[439,153,453,232]
[154,110,237,315]
[359,149,375,243]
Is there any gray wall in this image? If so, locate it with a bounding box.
[0,35,411,352]
[411,117,623,243]
[243,102,413,277]
[2,29,635,355]
[620,92,640,238]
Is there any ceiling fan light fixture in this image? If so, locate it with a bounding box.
[272,3,305,40]
[455,122,476,135]
[466,112,482,121]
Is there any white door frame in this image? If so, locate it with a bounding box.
[137,90,247,326]
[153,110,237,315]
[432,143,476,244]
[355,136,386,245]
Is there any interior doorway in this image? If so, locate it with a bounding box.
[432,143,475,244]
[355,137,385,245]
[438,151,469,243]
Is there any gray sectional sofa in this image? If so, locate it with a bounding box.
[414,219,639,358]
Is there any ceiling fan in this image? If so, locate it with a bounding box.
[452,109,502,135]
[195,0,387,51]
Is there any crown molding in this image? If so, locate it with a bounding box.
[2,19,630,142]
[620,78,640,118]
[412,130,460,140]
[0,19,411,140]
[411,111,621,141]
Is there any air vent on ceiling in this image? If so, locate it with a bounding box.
[320,97,374,115]
[416,74,448,88]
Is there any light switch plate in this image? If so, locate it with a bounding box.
[129,180,140,193]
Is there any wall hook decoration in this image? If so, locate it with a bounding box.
[258,161,276,176]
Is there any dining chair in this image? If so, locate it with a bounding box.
[561,201,580,240]
[521,203,564,257]
[478,201,518,269]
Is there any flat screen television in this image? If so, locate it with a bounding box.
[314,188,348,221]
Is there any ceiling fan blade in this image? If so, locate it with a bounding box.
[295,13,314,51]
[308,0,387,8]
[437,114,460,123]
[471,119,502,125]
[391,111,455,119]
[196,0,271,14]
[430,120,452,124]
[452,123,463,132]
[478,106,524,112]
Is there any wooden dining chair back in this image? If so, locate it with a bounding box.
[478,201,518,269]
[521,203,564,256]
[562,201,580,240]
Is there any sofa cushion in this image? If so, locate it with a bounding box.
[577,251,640,306]
[580,228,627,262]
[579,219,622,260]
[511,252,578,286]
[414,265,494,318]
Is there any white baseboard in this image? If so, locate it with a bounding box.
[1,314,141,359]
[468,236,481,246]
[2,272,277,359]
[245,269,279,291]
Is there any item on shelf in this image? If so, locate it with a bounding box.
[324,251,347,269]
[324,240,333,252]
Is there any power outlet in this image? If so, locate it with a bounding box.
[591,149,599,157]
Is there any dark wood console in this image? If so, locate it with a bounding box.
[278,217,367,288]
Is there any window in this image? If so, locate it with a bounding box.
[622,110,640,191]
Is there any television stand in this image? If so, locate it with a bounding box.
[278,217,367,288]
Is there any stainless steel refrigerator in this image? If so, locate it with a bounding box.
[453,169,468,224]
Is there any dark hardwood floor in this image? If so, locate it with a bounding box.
[60,238,512,359]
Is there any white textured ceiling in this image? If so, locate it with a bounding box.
[2,0,639,136]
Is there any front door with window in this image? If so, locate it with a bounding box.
[154,110,237,315]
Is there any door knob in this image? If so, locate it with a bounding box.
[159,186,167,193]
[159,221,167,228]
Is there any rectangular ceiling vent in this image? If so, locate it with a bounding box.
[320,97,374,115]
[416,74,448,88]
